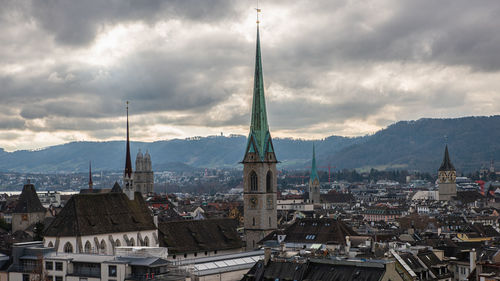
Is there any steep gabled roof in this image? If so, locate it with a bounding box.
[280,218,358,245]
[111,182,123,193]
[157,218,243,254]
[439,145,455,171]
[44,192,155,237]
[13,183,45,213]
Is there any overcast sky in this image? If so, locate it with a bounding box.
[1,0,500,151]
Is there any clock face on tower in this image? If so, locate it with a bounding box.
[448,171,456,182]
[250,196,258,208]
[439,172,447,183]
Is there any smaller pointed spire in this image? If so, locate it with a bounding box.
[310,143,320,182]
[124,101,132,178]
[89,161,93,190]
[439,145,455,171]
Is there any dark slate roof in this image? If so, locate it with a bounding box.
[44,192,155,237]
[320,192,355,204]
[111,182,123,193]
[304,260,385,281]
[455,191,484,204]
[439,145,455,171]
[469,224,500,238]
[281,218,358,245]
[417,250,451,279]
[399,253,427,273]
[157,218,243,254]
[245,259,386,281]
[13,183,45,213]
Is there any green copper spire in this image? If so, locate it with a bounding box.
[251,26,268,138]
[310,143,320,182]
[244,24,276,162]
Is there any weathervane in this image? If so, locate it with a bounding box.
[256,0,261,24]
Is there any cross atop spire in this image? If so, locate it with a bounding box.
[124,101,133,178]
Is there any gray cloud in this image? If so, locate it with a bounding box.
[1,0,500,150]
[28,0,245,46]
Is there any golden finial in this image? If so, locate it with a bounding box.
[256,0,261,24]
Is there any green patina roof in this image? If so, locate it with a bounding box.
[310,143,320,182]
[244,25,274,161]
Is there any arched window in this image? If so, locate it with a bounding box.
[252,217,255,226]
[100,240,106,255]
[47,241,54,248]
[250,171,258,191]
[266,171,272,192]
[144,236,149,247]
[63,242,73,253]
[269,217,271,227]
[84,241,92,253]
[115,239,121,247]
[130,238,135,246]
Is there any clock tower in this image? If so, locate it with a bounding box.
[242,15,277,250]
[438,145,457,201]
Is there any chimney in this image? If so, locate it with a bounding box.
[470,248,477,273]
[264,247,271,265]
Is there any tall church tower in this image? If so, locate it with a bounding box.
[242,13,277,250]
[123,102,134,200]
[438,145,456,201]
[134,149,154,195]
[309,144,320,205]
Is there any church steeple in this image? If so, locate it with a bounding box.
[310,143,319,183]
[243,23,276,162]
[124,102,133,178]
[88,161,93,191]
[123,102,134,200]
[242,9,278,250]
[309,143,320,204]
[439,145,455,171]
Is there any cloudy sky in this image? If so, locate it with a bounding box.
[1,0,500,151]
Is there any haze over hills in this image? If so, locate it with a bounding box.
[0,115,498,174]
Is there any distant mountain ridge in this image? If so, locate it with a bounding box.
[0,115,499,173]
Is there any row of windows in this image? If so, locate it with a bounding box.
[249,171,273,192]
[44,263,117,278]
[45,261,63,271]
[23,275,62,281]
[171,250,218,259]
[49,236,151,254]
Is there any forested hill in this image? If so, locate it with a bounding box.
[0,115,498,173]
